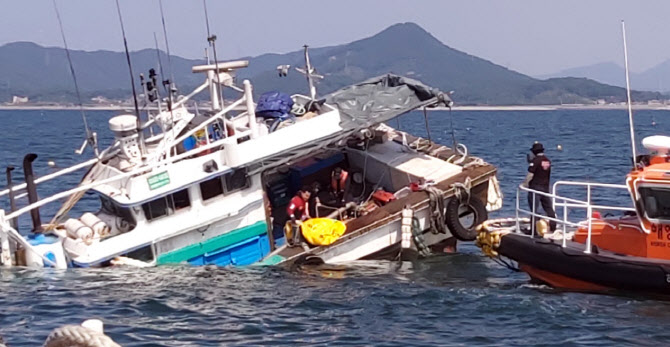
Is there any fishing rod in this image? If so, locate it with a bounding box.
[114,0,145,156]
[621,20,637,169]
[203,0,225,110]
[51,0,98,156]
[156,1,177,156]
[153,32,166,95]
[158,0,176,106]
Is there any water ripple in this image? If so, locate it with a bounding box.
[1,110,670,345]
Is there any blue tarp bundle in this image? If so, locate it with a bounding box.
[255,91,294,119]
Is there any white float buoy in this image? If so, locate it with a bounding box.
[47,160,56,167]
[557,145,563,151]
[81,319,104,333]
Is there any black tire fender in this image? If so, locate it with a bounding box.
[445,197,488,241]
[293,254,325,266]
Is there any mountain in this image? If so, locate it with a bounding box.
[245,23,663,104]
[540,60,670,93]
[0,23,664,105]
[0,41,205,102]
[537,62,627,89]
[635,60,670,93]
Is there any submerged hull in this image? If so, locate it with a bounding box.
[499,233,670,295]
[155,221,270,267]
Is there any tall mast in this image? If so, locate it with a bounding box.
[304,45,316,100]
[622,20,637,168]
[203,0,224,110]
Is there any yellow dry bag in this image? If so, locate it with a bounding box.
[301,218,347,246]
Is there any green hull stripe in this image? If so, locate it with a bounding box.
[157,221,267,265]
[256,254,285,266]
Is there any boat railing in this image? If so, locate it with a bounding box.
[158,80,258,162]
[516,181,635,254]
[0,79,260,220]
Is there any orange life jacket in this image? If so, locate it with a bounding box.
[331,170,348,192]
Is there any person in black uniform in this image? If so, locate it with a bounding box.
[521,142,557,232]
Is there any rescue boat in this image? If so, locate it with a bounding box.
[477,135,670,296]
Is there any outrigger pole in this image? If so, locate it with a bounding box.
[158,0,176,106]
[115,0,146,156]
[622,20,637,169]
[51,0,98,157]
[156,1,178,156]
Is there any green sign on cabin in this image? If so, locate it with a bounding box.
[147,171,170,190]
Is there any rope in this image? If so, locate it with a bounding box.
[463,157,486,169]
[451,176,472,204]
[475,217,530,258]
[408,138,432,153]
[424,186,447,234]
[47,163,105,229]
[44,325,120,347]
[411,217,432,257]
[355,138,371,201]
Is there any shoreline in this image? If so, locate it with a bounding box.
[0,103,669,112]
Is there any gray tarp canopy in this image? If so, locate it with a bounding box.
[248,74,452,175]
[326,74,452,129]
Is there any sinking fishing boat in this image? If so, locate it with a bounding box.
[0,47,501,269]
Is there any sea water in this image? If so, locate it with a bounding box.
[0,109,669,346]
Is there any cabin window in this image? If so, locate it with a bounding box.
[639,187,670,220]
[172,189,191,210]
[199,169,250,202]
[142,189,191,221]
[99,196,137,232]
[200,177,224,200]
[224,168,249,193]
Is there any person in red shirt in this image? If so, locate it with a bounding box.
[286,187,311,246]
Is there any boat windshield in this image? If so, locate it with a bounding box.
[639,186,670,220]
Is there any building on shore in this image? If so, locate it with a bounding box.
[11,96,28,104]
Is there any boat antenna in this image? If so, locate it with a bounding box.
[158,0,176,106]
[153,32,166,93]
[153,32,176,157]
[203,0,225,110]
[51,0,98,157]
[621,20,637,169]
[114,0,145,155]
[151,33,166,120]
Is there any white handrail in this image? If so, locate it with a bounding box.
[0,158,99,198]
[162,96,246,158]
[553,180,629,190]
[4,135,236,221]
[517,181,638,254]
[172,81,210,109]
[555,202,634,212]
[519,186,586,206]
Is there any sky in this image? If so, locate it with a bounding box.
[1,0,669,76]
